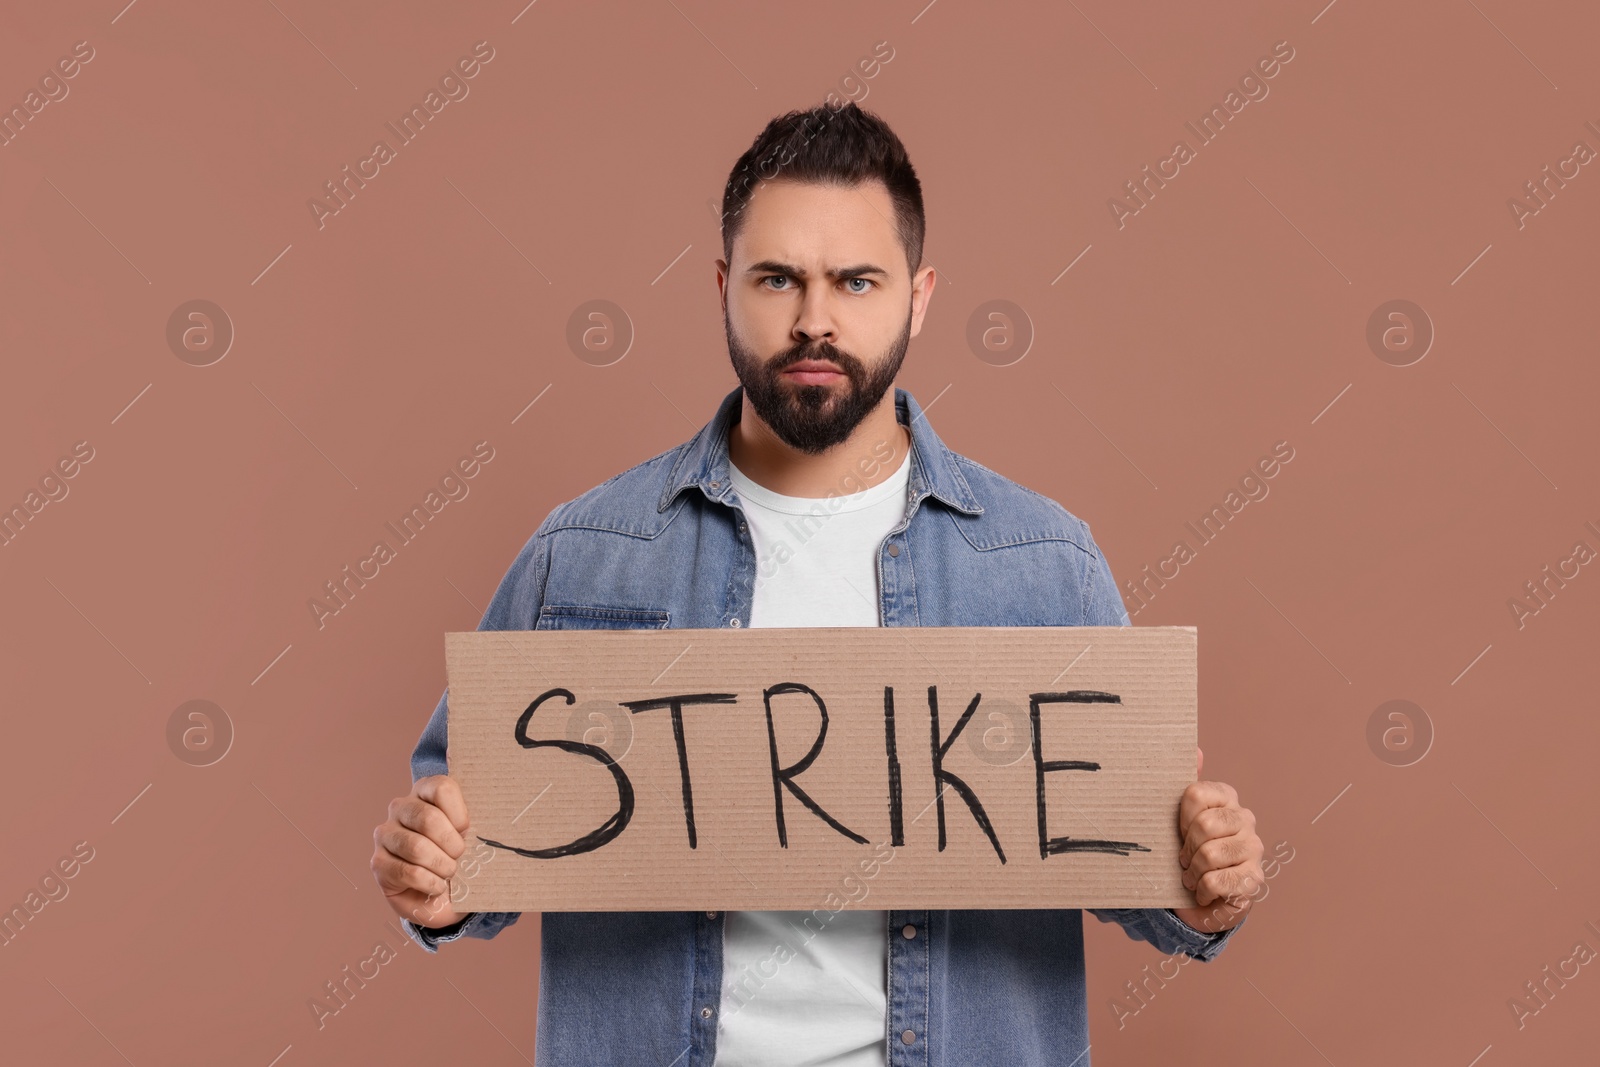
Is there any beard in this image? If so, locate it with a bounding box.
[725,306,911,455]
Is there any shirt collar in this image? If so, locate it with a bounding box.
[657,384,984,516]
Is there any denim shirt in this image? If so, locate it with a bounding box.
[401,384,1246,1066]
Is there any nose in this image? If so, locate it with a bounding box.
[791,288,838,347]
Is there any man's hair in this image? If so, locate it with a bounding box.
[719,101,925,276]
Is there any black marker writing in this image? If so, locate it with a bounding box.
[1028,691,1151,859]
[883,685,905,847]
[764,682,868,847]
[927,686,1006,864]
[478,687,634,859]
[618,692,738,848]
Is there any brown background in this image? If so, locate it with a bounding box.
[1,1,1596,1064]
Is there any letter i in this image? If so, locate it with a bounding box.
[883,686,905,846]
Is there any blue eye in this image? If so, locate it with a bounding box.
[761,275,875,293]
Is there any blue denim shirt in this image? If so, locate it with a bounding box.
[402,384,1246,1066]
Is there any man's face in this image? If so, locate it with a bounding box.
[717,178,933,455]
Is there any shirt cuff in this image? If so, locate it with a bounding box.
[402,912,480,954]
[1155,906,1249,962]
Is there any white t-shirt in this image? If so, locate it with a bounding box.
[712,446,912,1067]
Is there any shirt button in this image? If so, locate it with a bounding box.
[706,911,718,919]
[702,1006,714,1018]
[901,924,916,939]
[729,617,741,628]
[711,481,720,489]
[887,543,900,557]
[901,1029,916,1044]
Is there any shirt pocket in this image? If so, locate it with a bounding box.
[534,604,672,630]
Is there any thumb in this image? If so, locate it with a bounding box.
[1196,746,1204,777]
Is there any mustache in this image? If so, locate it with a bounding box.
[773,342,861,373]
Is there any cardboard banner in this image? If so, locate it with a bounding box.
[443,625,1199,912]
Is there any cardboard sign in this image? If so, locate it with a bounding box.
[443,625,1199,912]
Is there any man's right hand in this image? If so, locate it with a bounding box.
[372,774,474,930]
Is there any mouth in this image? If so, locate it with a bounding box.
[782,359,845,385]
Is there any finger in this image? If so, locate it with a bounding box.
[373,846,452,898]
[1194,864,1263,909]
[1177,781,1240,846]
[1179,806,1254,867]
[1196,746,1204,777]
[394,792,467,859]
[378,822,458,883]
[1181,833,1252,888]
[389,884,461,928]
[416,775,471,836]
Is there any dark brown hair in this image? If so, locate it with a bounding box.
[719,101,925,276]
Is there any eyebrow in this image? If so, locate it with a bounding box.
[744,260,891,281]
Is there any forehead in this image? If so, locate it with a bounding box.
[732,179,900,271]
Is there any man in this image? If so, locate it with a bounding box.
[371,101,1264,1066]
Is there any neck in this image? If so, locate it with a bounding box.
[728,391,910,498]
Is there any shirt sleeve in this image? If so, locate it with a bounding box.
[1077,518,1133,628]
[1077,525,1249,961]
[1086,906,1247,962]
[401,521,556,952]
[402,909,522,954]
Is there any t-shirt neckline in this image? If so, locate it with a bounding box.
[728,448,910,516]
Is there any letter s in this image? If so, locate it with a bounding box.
[1271,440,1295,463]
[72,440,95,463]
[472,40,496,63]
[72,40,96,62]
[477,688,634,859]
[472,440,495,463]
[873,40,895,63]
[73,840,95,864]
[1271,39,1295,63]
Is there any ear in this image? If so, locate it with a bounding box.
[908,264,937,338]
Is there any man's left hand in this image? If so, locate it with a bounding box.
[1170,747,1264,934]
